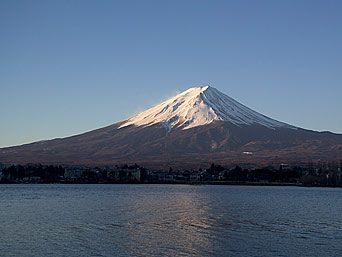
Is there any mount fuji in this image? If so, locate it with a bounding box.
[1,86,342,168]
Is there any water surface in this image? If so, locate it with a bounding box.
[1,184,341,256]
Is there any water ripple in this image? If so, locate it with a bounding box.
[1,184,342,256]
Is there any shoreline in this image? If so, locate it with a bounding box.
[1,181,342,188]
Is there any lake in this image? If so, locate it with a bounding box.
[0,184,341,256]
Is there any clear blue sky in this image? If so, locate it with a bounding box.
[1,0,341,147]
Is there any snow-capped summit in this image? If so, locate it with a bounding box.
[119,85,295,131]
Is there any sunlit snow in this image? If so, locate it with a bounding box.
[119,86,295,131]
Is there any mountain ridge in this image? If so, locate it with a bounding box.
[1,86,341,168]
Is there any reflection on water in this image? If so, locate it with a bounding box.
[123,188,216,256]
[1,184,342,256]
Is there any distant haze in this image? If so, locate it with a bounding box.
[1,0,341,148]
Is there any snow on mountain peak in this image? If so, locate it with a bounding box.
[119,86,295,131]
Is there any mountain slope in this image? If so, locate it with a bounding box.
[1,86,341,168]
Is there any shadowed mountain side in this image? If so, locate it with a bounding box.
[1,121,342,168]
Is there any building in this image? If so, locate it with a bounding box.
[64,166,89,180]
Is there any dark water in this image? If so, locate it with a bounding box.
[1,184,342,257]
